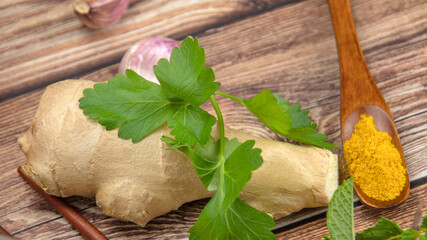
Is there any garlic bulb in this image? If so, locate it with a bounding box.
[73,0,129,29]
[119,37,180,84]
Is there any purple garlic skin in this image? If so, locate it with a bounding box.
[73,0,129,29]
[119,37,180,84]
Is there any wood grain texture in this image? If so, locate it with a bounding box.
[0,0,426,238]
[0,0,291,100]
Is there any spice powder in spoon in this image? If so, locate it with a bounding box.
[343,113,406,201]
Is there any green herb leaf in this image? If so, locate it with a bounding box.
[165,136,274,239]
[326,178,354,240]
[274,94,338,149]
[286,128,339,149]
[168,104,216,145]
[79,70,180,143]
[80,38,218,145]
[172,137,262,205]
[355,217,427,240]
[167,137,220,189]
[399,229,423,240]
[421,214,427,233]
[243,89,292,136]
[422,215,427,240]
[154,37,220,106]
[189,198,276,239]
[355,218,403,240]
[326,181,425,240]
[240,90,338,149]
[281,99,315,129]
[160,136,187,150]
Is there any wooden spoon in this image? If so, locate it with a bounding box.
[327,0,410,208]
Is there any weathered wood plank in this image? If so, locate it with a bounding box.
[1,0,426,238]
[276,183,427,239]
[0,0,291,100]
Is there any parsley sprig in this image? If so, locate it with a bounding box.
[79,37,337,239]
[215,90,338,149]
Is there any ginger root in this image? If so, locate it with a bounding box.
[18,80,338,227]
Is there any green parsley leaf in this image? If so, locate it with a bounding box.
[274,94,338,149]
[80,38,218,146]
[160,136,187,150]
[79,69,180,143]
[280,98,315,129]
[154,37,220,106]
[240,90,338,149]
[167,137,220,189]
[171,137,262,205]
[165,136,275,239]
[355,218,403,240]
[286,128,338,149]
[189,198,276,239]
[169,104,216,146]
[326,178,354,240]
[243,89,292,136]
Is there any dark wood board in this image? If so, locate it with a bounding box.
[0,0,426,239]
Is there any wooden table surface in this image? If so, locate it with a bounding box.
[1,0,426,239]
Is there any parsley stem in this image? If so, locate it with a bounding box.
[215,91,244,105]
[209,95,225,162]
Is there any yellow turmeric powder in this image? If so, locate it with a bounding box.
[343,114,406,201]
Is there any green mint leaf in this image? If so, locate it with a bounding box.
[168,105,216,146]
[154,37,220,106]
[356,217,403,240]
[355,217,426,240]
[321,236,332,240]
[399,229,423,240]
[421,214,427,232]
[79,69,180,143]
[326,178,354,240]
[243,89,292,135]
[189,198,275,239]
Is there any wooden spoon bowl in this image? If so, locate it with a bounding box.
[328,0,410,208]
[342,106,410,208]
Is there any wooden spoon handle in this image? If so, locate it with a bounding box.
[327,0,391,122]
[0,226,12,237]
